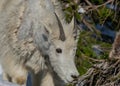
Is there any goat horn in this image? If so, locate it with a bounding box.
[54,13,66,41]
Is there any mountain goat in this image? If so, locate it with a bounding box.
[0,0,79,86]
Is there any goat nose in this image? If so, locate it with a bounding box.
[71,75,78,79]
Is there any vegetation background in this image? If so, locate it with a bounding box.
[61,0,120,85]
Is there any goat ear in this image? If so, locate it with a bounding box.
[69,16,74,31]
[109,33,120,60]
[65,17,74,36]
[67,17,80,41]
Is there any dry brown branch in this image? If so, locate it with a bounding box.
[76,60,120,86]
[83,0,114,12]
[82,19,94,32]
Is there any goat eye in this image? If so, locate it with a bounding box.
[56,48,62,53]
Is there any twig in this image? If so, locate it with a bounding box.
[82,19,94,32]
[84,0,92,6]
[76,59,120,85]
[84,0,114,12]
[89,57,105,63]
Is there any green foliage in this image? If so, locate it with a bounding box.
[63,0,120,85]
[91,0,104,4]
[94,7,114,24]
[75,31,112,76]
[75,55,92,75]
[62,0,120,30]
[61,0,81,22]
[76,31,111,59]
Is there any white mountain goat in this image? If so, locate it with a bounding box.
[0,0,80,86]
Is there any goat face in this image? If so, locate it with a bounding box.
[50,38,79,83]
[43,17,79,83]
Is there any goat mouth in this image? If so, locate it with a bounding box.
[68,77,79,85]
[44,55,78,84]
